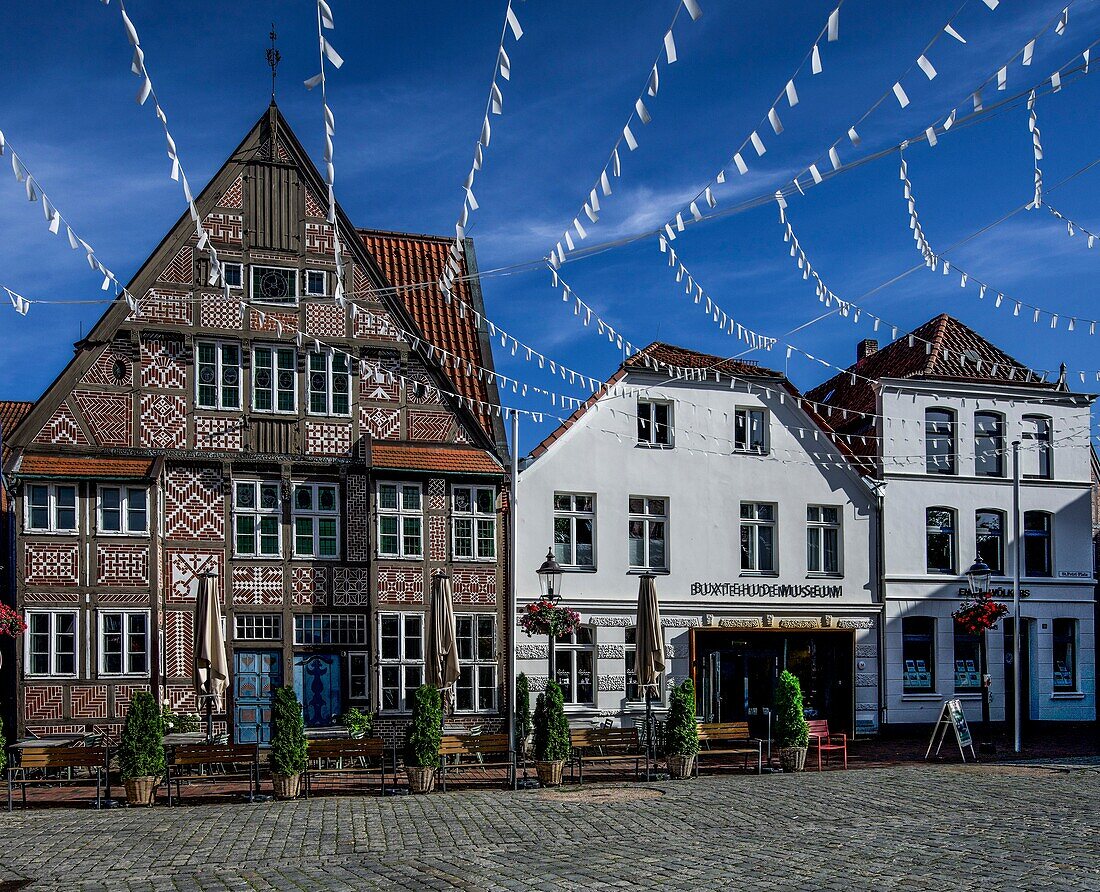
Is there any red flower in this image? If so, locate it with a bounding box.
[0,604,27,639]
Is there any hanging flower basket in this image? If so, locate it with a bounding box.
[520,599,581,639]
[0,605,27,639]
[952,596,1008,635]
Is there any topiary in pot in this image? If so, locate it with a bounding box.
[119,690,165,806]
[340,706,375,739]
[515,673,532,759]
[403,684,442,794]
[663,679,700,779]
[532,680,570,787]
[775,669,809,773]
[270,686,308,799]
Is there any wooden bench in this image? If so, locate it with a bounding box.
[437,734,516,791]
[807,720,847,770]
[569,727,647,783]
[6,746,109,810]
[167,743,260,805]
[305,737,390,797]
[695,722,763,775]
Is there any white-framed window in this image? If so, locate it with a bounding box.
[625,626,663,704]
[196,341,242,410]
[348,652,370,701]
[251,265,298,305]
[252,344,297,414]
[637,400,673,447]
[926,507,957,574]
[553,492,595,569]
[554,628,595,706]
[234,614,283,641]
[233,481,282,557]
[377,482,422,559]
[98,486,148,535]
[26,483,77,533]
[1022,414,1053,479]
[378,613,424,712]
[452,486,496,561]
[734,407,768,453]
[25,610,78,677]
[293,483,340,559]
[98,610,149,676]
[305,269,327,296]
[307,349,351,416]
[222,262,243,290]
[740,502,776,573]
[456,614,497,713]
[628,496,667,571]
[806,505,841,575]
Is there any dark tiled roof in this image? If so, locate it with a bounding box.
[625,342,784,379]
[17,455,155,479]
[0,400,33,444]
[371,442,503,475]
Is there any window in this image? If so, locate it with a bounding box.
[926,507,956,574]
[293,483,340,559]
[637,400,673,446]
[925,408,956,474]
[305,269,327,296]
[554,628,595,705]
[1023,511,1052,577]
[740,502,776,573]
[251,265,298,305]
[253,345,297,413]
[348,653,370,701]
[98,486,148,535]
[223,262,243,290]
[806,505,841,575]
[26,483,77,533]
[1052,619,1076,692]
[975,510,1005,575]
[196,341,242,410]
[98,611,148,676]
[456,614,497,712]
[234,614,283,641]
[628,497,667,571]
[734,407,768,453]
[377,483,422,558]
[452,486,496,561]
[26,611,77,677]
[553,493,595,568]
[294,614,368,646]
[624,626,663,703]
[234,481,282,557]
[902,617,935,693]
[307,349,351,416]
[974,412,1004,477]
[378,613,423,712]
[1022,415,1053,479]
[953,627,983,692]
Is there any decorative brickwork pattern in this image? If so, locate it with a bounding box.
[408,409,454,442]
[352,263,371,298]
[165,685,198,711]
[199,297,244,330]
[96,545,150,587]
[305,422,352,456]
[292,566,329,606]
[232,565,284,605]
[427,478,447,511]
[204,213,243,244]
[23,592,80,604]
[25,544,79,586]
[452,567,497,606]
[346,474,370,562]
[304,189,326,218]
[71,685,108,719]
[162,246,193,284]
[96,593,150,606]
[360,375,400,402]
[140,393,187,449]
[113,685,149,719]
[359,407,400,440]
[305,303,345,337]
[406,360,441,405]
[24,686,63,721]
[305,222,335,254]
[164,467,224,540]
[220,175,244,209]
[194,416,244,452]
[355,309,399,341]
[376,567,424,604]
[136,289,192,325]
[249,309,298,334]
[75,391,132,448]
[33,402,90,445]
[429,516,448,561]
[80,342,134,387]
[332,568,370,606]
[140,333,187,389]
[165,548,223,602]
[164,611,194,679]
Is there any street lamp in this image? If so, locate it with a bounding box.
[964,558,994,750]
[536,548,564,682]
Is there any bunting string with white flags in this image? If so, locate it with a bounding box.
[1046,204,1100,249]
[439,0,525,304]
[547,0,703,267]
[4,286,30,316]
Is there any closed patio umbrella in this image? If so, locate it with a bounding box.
[426,570,461,713]
[193,573,228,742]
[635,573,666,763]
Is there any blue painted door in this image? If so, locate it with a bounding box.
[294,653,342,727]
[234,650,282,744]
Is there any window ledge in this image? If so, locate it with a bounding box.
[901,694,942,701]
[562,566,598,573]
[634,443,674,450]
[807,573,844,580]
[97,532,151,539]
[627,568,669,576]
[377,556,424,563]
[1051,692,1086,700]
[951,693,983,699]
[234,555,284,561]
[740,572,779,578]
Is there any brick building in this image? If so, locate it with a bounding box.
[0,104,510,745]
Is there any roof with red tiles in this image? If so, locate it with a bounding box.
[0,400,33,444]
[16,455,156,479]
[623,342,784,379]
[360,229,502,445]
[371,442,504,475]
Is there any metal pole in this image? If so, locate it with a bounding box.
[1011,440,1022,754]
[508,410,519,762]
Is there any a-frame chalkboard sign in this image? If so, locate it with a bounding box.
[925,699,978,762]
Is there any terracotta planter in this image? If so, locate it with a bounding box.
[535,759,565,788]
[779,746,807,773]
[666,754,695,779]
[405,765,436,794]
[124,776,158,807]
[272,772,302,800]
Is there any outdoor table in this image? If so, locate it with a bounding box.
[10,736,83,749]
[162,733,207,747]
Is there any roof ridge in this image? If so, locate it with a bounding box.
[922,313,952,375]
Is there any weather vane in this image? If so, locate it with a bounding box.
[266,24,281,101]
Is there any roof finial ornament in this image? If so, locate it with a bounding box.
[266,23,281,103]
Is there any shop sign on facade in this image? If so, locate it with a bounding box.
[690,582,843,598]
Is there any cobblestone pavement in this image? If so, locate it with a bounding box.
[2,762,1098,891]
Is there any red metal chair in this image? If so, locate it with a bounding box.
[807,720,847,770]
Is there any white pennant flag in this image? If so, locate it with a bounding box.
[623,123,638,151]
[997,66,1007,91]
[785,80,799,107]
[498,46,511,80]
[917,55,937,80]
[1055,7,1068,36]
[635,98,651,124]
[505,3,523,40]
[750,131,765,156]
[847,126,861,146]
[663,30,677,64]
[682,0,703,21]
[827,7,839,41]
[828,146,841,170]
[1022,40,1035,66]
[768,107,783,135]
[491,82,503,115]
[892,82,909,108]
[812,44,822,74]
[318,0,335,29]
[944,23,966,43]
[647,65,659,97]
[321,38,344,68]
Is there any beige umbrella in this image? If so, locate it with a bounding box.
[426,571,461,713]
[193,573,228,742]
[635,573,666,761]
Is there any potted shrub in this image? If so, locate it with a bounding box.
[118,690,165,806]
[270,686,308,799]
[340,706,375,739]
[515,673,532,759]
[775,669,809,773]
[532,680,570,787]
[404,684,442,794]
[664,679,699,779]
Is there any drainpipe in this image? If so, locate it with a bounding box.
[875,483,888,735]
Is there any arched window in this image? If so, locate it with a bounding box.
[975,509,1005,575]
[1023,510,1053,577]
[1022,415,1053,479]
[926,507,957,574]
[974,411,1005,477]
[925,408,956,474]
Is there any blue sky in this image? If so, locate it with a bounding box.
[1,0,1099,451]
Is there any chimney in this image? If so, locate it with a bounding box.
[857,338,878,362]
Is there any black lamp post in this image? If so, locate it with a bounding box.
[536,548,564,682]
[964,558,994,752]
